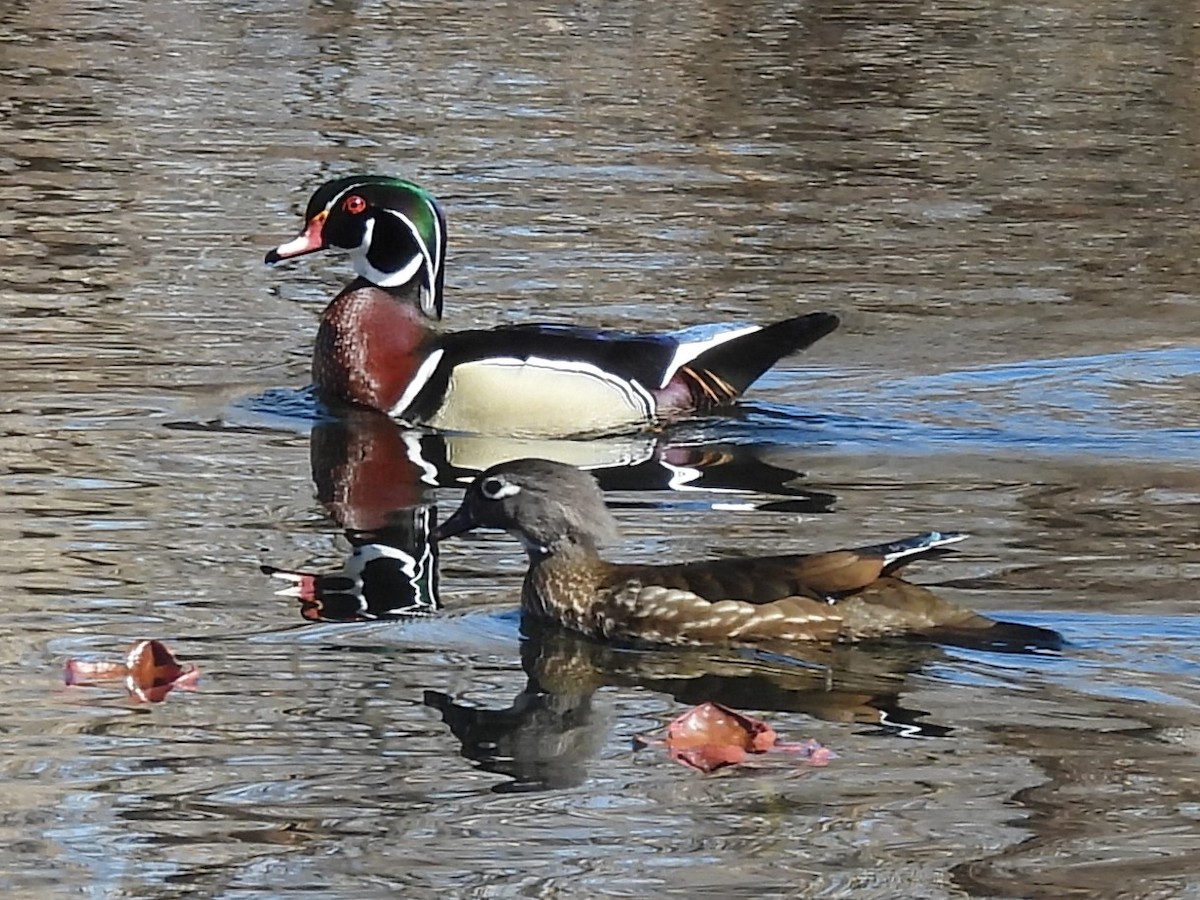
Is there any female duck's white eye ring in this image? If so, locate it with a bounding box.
[481,477,521,500]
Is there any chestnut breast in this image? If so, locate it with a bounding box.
[313,283,436,414]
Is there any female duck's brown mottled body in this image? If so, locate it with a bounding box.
[434,459,1063,650]
[526,551,1003,646]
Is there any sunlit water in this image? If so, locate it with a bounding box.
[2,0,1199,897]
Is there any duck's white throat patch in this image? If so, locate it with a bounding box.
[351,217,425,289]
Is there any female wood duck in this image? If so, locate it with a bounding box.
[433,459,1063,650]
[265,175,840,437]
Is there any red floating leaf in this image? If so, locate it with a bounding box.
[65,640,199,703]
[636,701,833,774]
[664,701,779,753]
[124,640,200,703]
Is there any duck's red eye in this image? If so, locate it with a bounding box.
[343,195,367,215]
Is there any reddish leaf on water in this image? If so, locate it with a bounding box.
[64,640,199,703]
[664,701,779,753]
[124,640,200,703]
[635,701,833,774]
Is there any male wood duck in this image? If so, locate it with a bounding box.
[433,459,1063,650]
[265,175,840,437]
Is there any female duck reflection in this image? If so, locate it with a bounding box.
[424,621,955,792]
[261,410,835,621]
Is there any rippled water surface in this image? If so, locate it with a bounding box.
[2,1,1200,897]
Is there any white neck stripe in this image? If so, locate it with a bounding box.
[384,208,439,311]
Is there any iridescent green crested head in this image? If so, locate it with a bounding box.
[266,174,447,320]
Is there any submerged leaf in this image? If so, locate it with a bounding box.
[635,701,833,774]
[63,658,127,685]
[672,743,749,773]
[777,738,836,767]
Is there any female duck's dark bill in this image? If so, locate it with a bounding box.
[264,210,328,265]
[430,507,476,542]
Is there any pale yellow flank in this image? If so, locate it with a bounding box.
[428,358,654,436]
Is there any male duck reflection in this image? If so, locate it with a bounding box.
[261,412,837,622]
[433,459,1063,650]
[265,175,838,436]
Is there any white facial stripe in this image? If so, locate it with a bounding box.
[388,348,446,421]
[323,183,441,301]
[383,208,439,302]
[418,195,442,316]
[421,193,442,284]
[324,181,369,214]
[373,254,423,288]
[350,218,423,287]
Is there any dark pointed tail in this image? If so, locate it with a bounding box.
[926,619,1065,653]
[678,312,839,406]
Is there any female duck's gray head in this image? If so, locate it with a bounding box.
[433,459,621,558]
[266,175,447,320]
